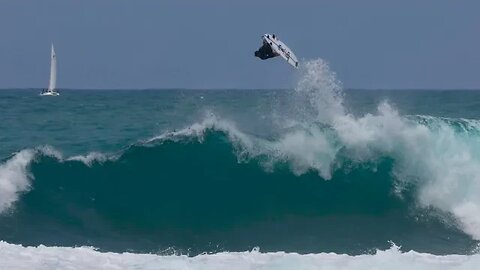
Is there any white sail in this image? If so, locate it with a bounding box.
[48,44,57,92]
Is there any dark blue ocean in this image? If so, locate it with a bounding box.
[1,60,480,269]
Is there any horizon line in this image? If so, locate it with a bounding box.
[1,88,480,91]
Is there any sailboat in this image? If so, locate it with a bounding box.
[40,44,59,96]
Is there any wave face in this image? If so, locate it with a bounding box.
[0,128,474,255]
[1,60,480,256]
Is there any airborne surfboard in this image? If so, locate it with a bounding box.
[255,34,299,69]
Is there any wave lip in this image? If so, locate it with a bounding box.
[0,241,478,270]
[0,149,35,213]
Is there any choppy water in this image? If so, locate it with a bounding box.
[1,60,480,269]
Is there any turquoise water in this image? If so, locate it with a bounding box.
[0,89,289,158]
[1,61,480,260]
[2,89,479,158]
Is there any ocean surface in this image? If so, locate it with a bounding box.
[1,60,480,269]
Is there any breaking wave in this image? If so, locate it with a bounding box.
[1,60,480,255]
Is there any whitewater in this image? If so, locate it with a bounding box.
[1,242,479,270]
[1,59,480,268]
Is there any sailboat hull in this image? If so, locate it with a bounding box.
[40,91,60,96]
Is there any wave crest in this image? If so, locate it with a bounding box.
[0,150,35,213]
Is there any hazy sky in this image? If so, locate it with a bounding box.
[0,0,479,89]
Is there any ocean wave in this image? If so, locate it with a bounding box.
[1,59,480,252]
[0,241,478,270]
[0,117,477,253]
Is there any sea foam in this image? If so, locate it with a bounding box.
[0,241,478,270]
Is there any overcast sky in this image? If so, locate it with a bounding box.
[0,0,479,89]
